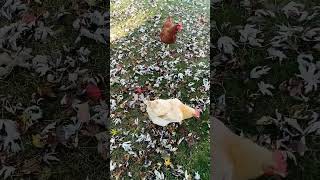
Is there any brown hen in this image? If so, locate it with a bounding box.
[160,16,182,44]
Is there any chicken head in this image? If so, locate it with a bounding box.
[263,150,288,177]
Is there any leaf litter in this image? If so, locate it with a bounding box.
[0,0,108,179]
[213,1,320,178]
[110,0,210,179]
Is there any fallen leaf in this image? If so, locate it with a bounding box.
[164,156,171,167]
[20,158,41,175]
[37,84,56,98]
[0,166,15,180]
[21,12,37,24]
[32,134,45,148]
[256,116,274,125]
[86,83,102,100]
[43,152,60,165]
[81,123,100,137]
[284,117,303,133]
[77,102,90,123]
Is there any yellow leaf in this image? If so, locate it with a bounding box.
[20,114,29,123]
[164,157,171,167]
[111,129,119,136]
[32,134,44,148]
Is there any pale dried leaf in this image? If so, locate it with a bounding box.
[258,81,274,96]
[217,36,238,55]
[250,66,271,79]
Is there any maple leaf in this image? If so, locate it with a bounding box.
[239,24,263,47]
[1,0,27,20]
[302,27,320,41]
[34,21,54,41]
[296,59,320,93]
[305,121,320,135]
[267,47,287,63]
[282,1,304,18]
[154,170,165,180]
[217,36,238,55]
[250,66,271,79]
[0,119,21,152]
[0,166,15,180]
[194,172,201,180]
[258,81,274,96]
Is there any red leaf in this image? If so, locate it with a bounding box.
[134,87,146,94]
[21,13,37,24]
[134,87,143,94]
[86,83,102,100]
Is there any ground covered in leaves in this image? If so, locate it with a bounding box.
[110,0,210,179]
[212,1,320,180]
[0,0,108,179]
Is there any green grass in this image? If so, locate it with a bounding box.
[110,0,210,179]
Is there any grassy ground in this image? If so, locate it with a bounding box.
[212,1,320,180]
[110,0,210,179]
[0,0,108,179]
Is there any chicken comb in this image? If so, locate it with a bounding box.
[273,150,288,177]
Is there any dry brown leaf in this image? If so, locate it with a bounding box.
[80,123,100,137]
[37,84,56,98]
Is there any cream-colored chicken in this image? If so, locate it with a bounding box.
[144,98,200,127]
[212,117,288,180]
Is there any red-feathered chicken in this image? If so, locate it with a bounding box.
[160,16,183,44]
[212,117,288,180]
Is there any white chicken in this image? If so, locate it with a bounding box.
[212,117,288,180]
[144,98,200,127]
